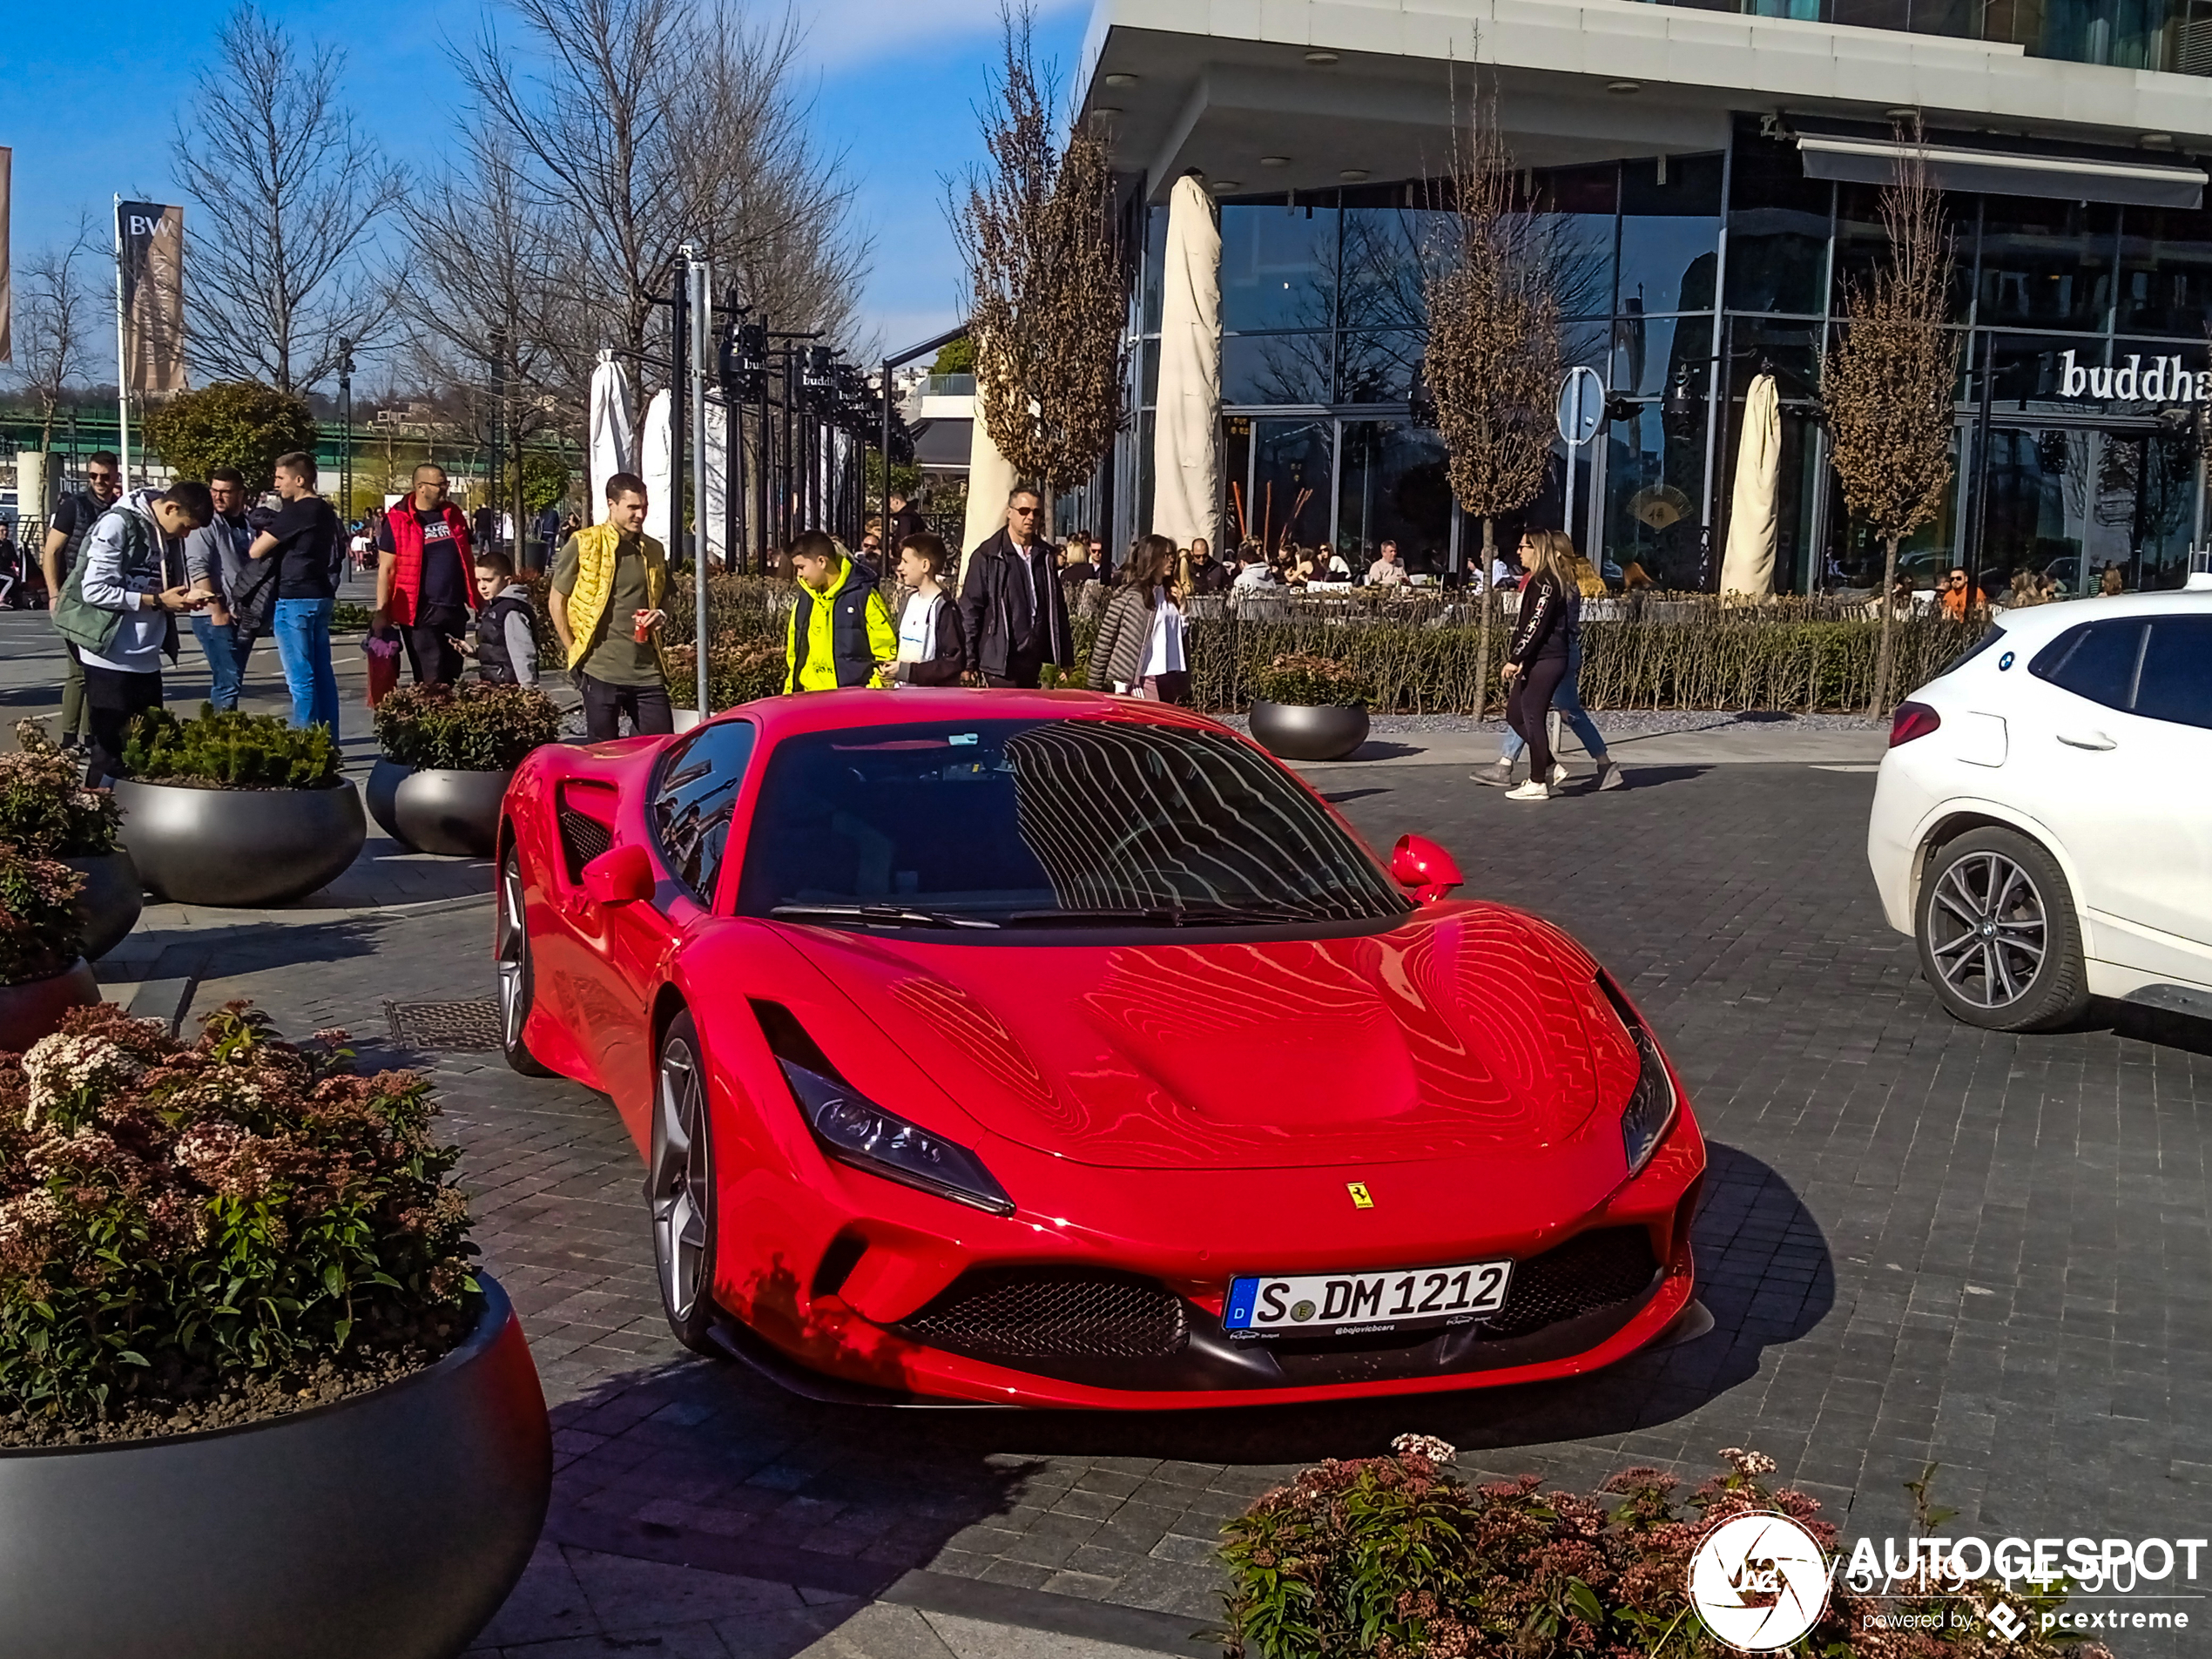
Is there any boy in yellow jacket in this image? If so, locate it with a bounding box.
[783,530,896,692]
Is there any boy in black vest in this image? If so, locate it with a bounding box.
[452,550,541,688]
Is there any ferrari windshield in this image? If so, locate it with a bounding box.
[735,718,1408,927]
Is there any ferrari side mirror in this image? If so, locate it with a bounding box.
[1390,833,1464,905]
[583,843,657,907]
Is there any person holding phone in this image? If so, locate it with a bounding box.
[49,480,215,782]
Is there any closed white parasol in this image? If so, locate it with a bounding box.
[1151,172,1224,554]
[588,354,635,526]
[1720,372,1780,598]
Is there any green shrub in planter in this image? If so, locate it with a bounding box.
[372,681,563,772]
[0,1002,477,1440]
[123,706,342,791]
[665,636,790,711]
[0,844,84,988]
[0,721,122,857]
[1252,651,1373,709]
[1219,1440,2092,1659]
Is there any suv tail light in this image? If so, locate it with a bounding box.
[1889,703,1941,747]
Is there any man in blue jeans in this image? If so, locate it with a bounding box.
[1472,637,1624,791]
[184,469,262,710]
[246,450,344,731]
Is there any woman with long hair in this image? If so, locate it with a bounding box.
[1498,528,1581,800]
[1085,532,1190,703]
[1476,529,1620,792]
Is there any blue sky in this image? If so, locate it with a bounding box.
[2,0,1089,374]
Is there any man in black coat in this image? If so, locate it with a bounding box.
[959,486,1071,688]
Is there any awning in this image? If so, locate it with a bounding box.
[910,418,973,469]
[1796,132,2205,209]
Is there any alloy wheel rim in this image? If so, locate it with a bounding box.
[1927,852,2047,1009]
[496,860,527,1048]
[651,1038,709,1321]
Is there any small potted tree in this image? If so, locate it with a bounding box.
[368,682,563,858]
[111,707,365,907]
[0,1002,550,1659]
[2,721,139,958]
[0,844,97,1051]
[1248,651,1373,762]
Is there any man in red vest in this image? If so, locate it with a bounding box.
[373,462,478,685]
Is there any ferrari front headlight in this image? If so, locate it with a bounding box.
[778,1058,1015,1217]
[1597,973,1678,1177]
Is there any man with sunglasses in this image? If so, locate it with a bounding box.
[39,452,124,751]
[1940,567,1986,621]
[959,486,1071,688]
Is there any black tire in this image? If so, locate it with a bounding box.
[650,1010,725,1356]
[1916,826,2091,1032]
[495,841,556,1077]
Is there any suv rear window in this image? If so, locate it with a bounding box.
[2030,620,2145,712]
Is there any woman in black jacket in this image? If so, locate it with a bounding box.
[1500,529,1581,800]
[883,532,968,686]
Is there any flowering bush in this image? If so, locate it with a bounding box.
[1,721,122,858]
[373,680,563,772]
[0,844,84,987]
[0,1002,475,1436]
[1220,1440,2107,1659]
[123,705,342,790]
[1253,651,1375,709]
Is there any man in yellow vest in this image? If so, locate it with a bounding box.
[549,471,671,740]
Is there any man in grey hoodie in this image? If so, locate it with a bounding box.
[51,482,214,782]
[184,468,265,711]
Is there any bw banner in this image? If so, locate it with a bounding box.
[118,200,186,393]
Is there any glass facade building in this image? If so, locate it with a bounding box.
[1116,116,2212,593]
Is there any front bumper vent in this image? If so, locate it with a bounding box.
[1484,1226,1659,1339]
[899,1268,1188,1360]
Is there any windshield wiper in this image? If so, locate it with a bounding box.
[768,903,1001,930]
[1004,902,1315,927]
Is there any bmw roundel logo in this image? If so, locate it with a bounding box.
[1999,651,2015,671]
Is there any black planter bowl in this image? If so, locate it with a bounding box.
[0,1275,550,1659]
[367,760,511,858]
[111,778,366,907]
[0,959,100,1054]
[63,849,143,960]
[1248,698,1371,762]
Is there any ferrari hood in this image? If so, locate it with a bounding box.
[780,907,1634,1171]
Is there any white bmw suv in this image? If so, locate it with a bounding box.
[1867,583,2212,1031]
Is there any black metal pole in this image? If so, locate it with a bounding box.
[880,359,893,556]
[489,326,507,546]
[670,266,688,566]
[780,347,794,549]
[1966,328,1996,594]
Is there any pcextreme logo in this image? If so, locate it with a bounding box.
[1689,1513,1832,1651]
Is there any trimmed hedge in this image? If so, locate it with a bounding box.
[622,572,1988,716]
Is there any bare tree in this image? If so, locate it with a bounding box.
[455,0,864,406]
[1822,125,1958,715]
[1424,78,1561,715]
[10,215,99,469]
[952,4,1127,503]
[172,5,405,391]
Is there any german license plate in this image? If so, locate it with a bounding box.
[1223,1258,1514,1337]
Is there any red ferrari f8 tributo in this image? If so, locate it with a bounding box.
[495,689,1704,1406]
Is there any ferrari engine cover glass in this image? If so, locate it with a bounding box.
[736,719,1409,928]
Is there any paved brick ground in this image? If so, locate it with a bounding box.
[160,759,2212,1656]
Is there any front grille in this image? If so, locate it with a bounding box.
[899,1268,1189,1360]
[1484,1226,1659,1340]
[558,807,612,883]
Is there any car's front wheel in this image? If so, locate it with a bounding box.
[650,1010,724,1355]
[496,841,555,1077]
[1917,826,2090,1032]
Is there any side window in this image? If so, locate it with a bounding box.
[650,721,757,905]
[2134,617,2212,730]
[2029,620,2146,713]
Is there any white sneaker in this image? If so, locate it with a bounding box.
[1505,779,1554,801]
[1549,762,1570,786]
